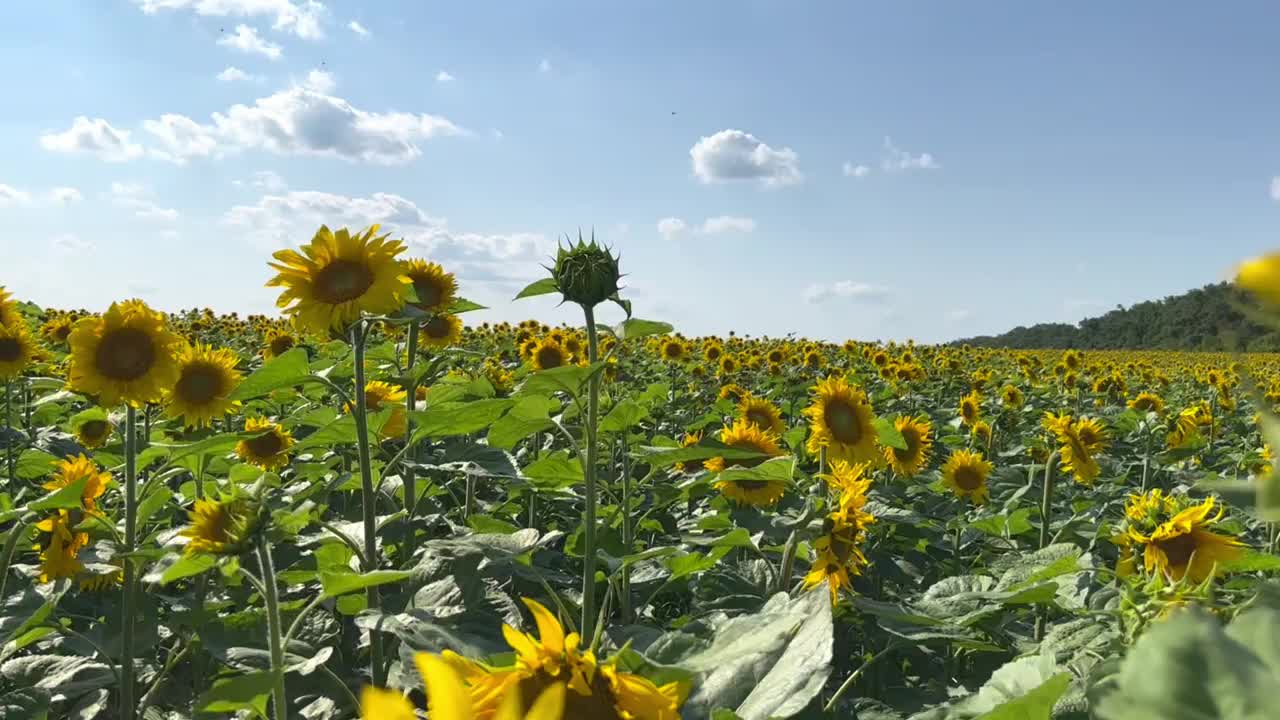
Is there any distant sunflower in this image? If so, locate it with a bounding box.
[530,337,569,370]
[884,415,932,477]
[660,338,687,363]
[803,349,823,370]
[73,415,114,449]
[40,315,75,346]
[34,512,85,583]
[165,344,242,428]
[972,420,993,448]
[44,454,110,513]
[68,299,183,407]
[346,380,408,439]
[0,321,36,381]
[262,327,297,359]
[402,259,458,314]
[958,390,982,426]
[718,383,750,404]
[674,431,704,474]
[708,419,785,506]
[805,461,876,605]
[703,342,724,363]
[738,396,785,435]
[235,417,295,471]
[180,497,258,557]
[718,354,739,376]
[267,224,410,335]
[1000,384,1024,410]
[420,313,463,349]
[1128,391,1165,415]
[804,376,880,468]
[941,449,993,505]
[1128,497,1243,583]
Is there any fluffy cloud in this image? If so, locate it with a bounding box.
[0,185,32,207]
[436,70,455,84]
[51,187,83,204]
[656,217,686,240]
[134,0,326,40]
[0,184,83,207]
[347,19,369,36]
[144,114,220,163]
[40,117,145,162]
[842,162,870,178]
[218,24,282,59]
[657,215,754,238]
[217,66,260,82]
[690,129,801,186]
[882,137,939,172]
[804,281,891,304]
[109,182,179,221]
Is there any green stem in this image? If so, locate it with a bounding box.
[824,641,904,712]
[1034,451,1057,641]
[350,322,385,685]
[776,529,799,595]
[120,405,138,720]
[0,517,29,602]
[257,539,289,719]
[402,323,419,565]
[619,436,633,624]
[464,475,476,520]
[4,382,13,484]
[580,305,601,640]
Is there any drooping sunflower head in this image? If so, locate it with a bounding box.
[179,496,260,557]
[402,258,458,314]
[165,343,242,428]
[884,415,933,477]
[44,454,111,513]
[972,420,993,448]
[804,466,876,604]
[267,224,410,335]
[942,449,993,505]
[738,395,785,435]
[804,375,881,467]
[1137,497,1243,583]
[0,321,37,381]
[34,511,86,584]
[68,299,183,407]
[262,327,297,359]
[1041,411,1072,437]
[420,313,463,349]
[958,390,982,426]
[235,417,295,470]
[1072,417,1108,451]
[705,417,782,475]
[1128,391,1166,415]
[718,383,749,404]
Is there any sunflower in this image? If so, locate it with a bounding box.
[805,461,876,604]
[1000,384,1024,409]
[659,338,687,363]
[79,563,125,592]
[958,390,982,426]
[235,417,295,470]
[718,383,749,404]
[44,455,110,513]
[40,315,75,346]
[34,512,85,583]
[1041,411,1072,437]
[941,449,993,505]
[438,597,687,719]
[738,396,785,435]
[0,287,18,329]
[361,659,566,720]
[73,415,114,449]
[1128,497,1243,583]
[530,337,569,371]
[673,431,704,474]
[884,415,932,477]
[262,327,297,359]
[703,342,724,363]
[972,420,993,448]
[402,259,458,314]
[718,354,739,376]
[180,497,258,557]
[421,313,464,349]
[165,343,242,428]
[707,419,785,506]
[803,349,823,370]
[67,299,183,407]
[0,321,36,381]
[346,380,408,439]
[267,224,410,335]
[804,376,880,468]
[1128,391,1165,415]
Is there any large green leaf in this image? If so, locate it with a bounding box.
[27,475,90,511]
[874,417,908,450]
[230,347,309,401]
[486,396,558,450]
[516,362,605,398]
[975,673,1072,720]
[411,399,513,439]
[951,651,1069,718]
[513,277,558,300]
[0,654,114,696]
[614,318,673,340]
[16,450,57,480]
[0,688,49,719]
[600,398,650,433]
[195,670,275,715]
[319,569,412,598]
[522,451,584,489]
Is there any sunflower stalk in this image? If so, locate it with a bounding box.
[0,515,29,600]
[349,321,386,686]
[1034,450,1058,641]
[120,404,138,720]
[618,435,633,623]
[3,382,13,485]
[580,304,602,641]
[402,323,419,564]
[256,538,289,720]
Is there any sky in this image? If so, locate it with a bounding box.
[2,1,1278,344]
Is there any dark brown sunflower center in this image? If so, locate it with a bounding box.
[0,338,21,362]
[952,466,984,491]
[94,328,157,381]
[536,346,564,369]
[746,410,773,430]
[735,479,772,491]
[54,325,71,342]
[79,420,109,441]
[663,345,682,359]
[364,391,386,411]
[245,430,284,457]
[707,347,722,360]
[824,400,862,444]
[894,430,920,460]
[1156,532,1198,569]
[412,277,444,308]
[423,315,451,339]
[962,403,977,421]
[768,350,783,362]
[1133,398,1155,411]
[518,671,621,720]
[269,335,295,356]
[175,364,225,404]
[313,260,374,304]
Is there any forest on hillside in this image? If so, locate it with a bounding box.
[959,282,1280,351]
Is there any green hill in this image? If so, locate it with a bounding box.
[957,282,1280,351]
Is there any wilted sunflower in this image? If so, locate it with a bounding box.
[402,259,458,314]
[707,419,785,506]
[165,344,242,428]
[262,327,297,359]
[0,321,36,381]
[1127,496,1243,583]
[738,396,785,435]
[44,454,110,513]
[884,415,932,477]
[34,512,85,583]
[805,461,876,604]
[73,415,114,449]
[420,313,464,349]
[235,417,295,470]
[1128,391,1165,415]
[942,449,993,505]
[439,597,688,719]
[68,299,183,407]
[958,390,982,426]
[346,380,408,439]
[267,224,410,335]
[804,376,880,468]
[180,497,259,556]
[39,315,75,346]
[530,337,569,370]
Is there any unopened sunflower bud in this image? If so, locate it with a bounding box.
[551,235,621,308]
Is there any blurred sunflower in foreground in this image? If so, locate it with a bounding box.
[1118,491,1243,583]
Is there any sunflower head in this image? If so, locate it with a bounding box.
[73,413,114,450]
[942,449,993,505]
[738,396,785,435]
[346,381,409,439]
[267,225,410,335]
[674,431,704,474]
[402,259,458,314]
[884,415,932,477]
[804,376,881,467]
[180,496,261,557]
[68,299,183,407]
[550,234,622,308]
[660,338,687,363]
[235,417,295,471]
[421,313,464,349]
[262,327,297,359]
[1136,497,1243,583]
[1000,384,1024,409]
[530,337,569,371]
[958,390,982,426]
[972,420,993,447]
[40,315,75,346]
[1128,391,1165,415]
[705,417,782,475]
[0,321,37,381]
[34,512,85,583]
[165,343,243,428]
[44,454,111,513]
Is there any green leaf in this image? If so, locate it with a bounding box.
[513,277,558,300]
[0,688,49,719]
[975,673,1072,720]
[486,396,558,450]
[148,553,218,585]
[15,450,57,481]
[230,347,309,401]
[599,398,649,433]
[27,475,90,511]
[448,298,487,314]
[522,451,584,489]
[517,362,605,398]
[953,652,1068,717]
[0,654,114,697]
[734,589,834,720]
[614,318,673,340]
[1222,549,1280,573]
[411,399,513,439]
[319,569,412,598]
[717,457,794,486]
[636,443,774,468]
[874,417,907,450]
[195,670,275,715]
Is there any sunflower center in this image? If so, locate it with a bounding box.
[894,430,920,460]
[175,364,225,404]
[519,670,621,720]
[269,335,295,356]
[746,410,773,430]
[536,346,564,369]
[0,338,21,362]
[1156,532,1198,569]
[79,420,109,441]
[314,260,374,304]
[736,479,772,491]
[55,325,71,341]
[952,466,984,491]
[412,277,444,308]
[245,430,284,457]
[824,400,863,445]
[94,328,157,381]
[423,315,451,339]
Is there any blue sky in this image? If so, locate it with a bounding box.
[2,1,1277,343]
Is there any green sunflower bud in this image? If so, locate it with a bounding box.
[550,233,622,309]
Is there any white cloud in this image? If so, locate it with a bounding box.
[301,69,335,93]
[347,19,369,36]
[143,114,220,163]
[436,70,455,84]
[804,281,891,304]
[700,216,756,234]
[217,24,282,60]
[538,58,552,73]
[882,137,939,172]
[690,129,801,187]
[109,182,179,221]
[235,169,287,191]
[0,185,32,207]
[842,162,870,178]
[217,66,260,82]
[40,117,145,162]
[134,0,326,39]
[52,233,93,252]
[50,187,83,204]
[656,217,686,240]
[1270,176,1280,201]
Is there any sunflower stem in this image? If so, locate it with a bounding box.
[120,404,138,720]
[3,382,13,485]
[580,304,601,641]
[350,321,385,686]
[776,529,799,595]
[619,435,633,623]
[0,516,29,600]
[256,538,289,720]
[402,323,419,566]
[1034,450,1058,641]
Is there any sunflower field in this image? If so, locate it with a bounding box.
[4,231,1280,720]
